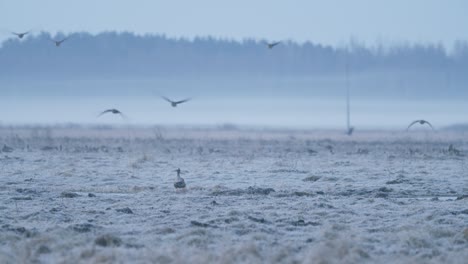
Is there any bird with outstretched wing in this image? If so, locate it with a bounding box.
[98,109,126,119]
[50,37,69,47]
[407,120,434,131]
[162,96,191,107]
[12,31,30,39]
[266,41,281,49]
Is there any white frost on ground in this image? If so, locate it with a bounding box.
[0,126,467,263]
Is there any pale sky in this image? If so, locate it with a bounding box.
[0,0,467,47]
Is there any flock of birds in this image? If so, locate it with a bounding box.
[9,30,280,49]
[9,30,285,190]
[11,30,68,46]
[97,96,191,119]
[8,30,436,190]
[9,30,435,132]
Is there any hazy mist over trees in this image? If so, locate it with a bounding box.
[1,31,467,98]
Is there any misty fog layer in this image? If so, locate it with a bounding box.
[1,32,467,128]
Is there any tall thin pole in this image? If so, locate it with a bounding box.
[346,57,350,132]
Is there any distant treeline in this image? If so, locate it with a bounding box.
[0,31,467,78]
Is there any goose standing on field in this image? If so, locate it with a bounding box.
[266,41,281,49]
[98,109,126,118]
[50,37,68,47]
[162,96,191,107]
[174,168,186,190]
[12,31,30,39]
[407,120,434,131]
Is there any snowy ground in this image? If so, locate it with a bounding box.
[0,126,467,263]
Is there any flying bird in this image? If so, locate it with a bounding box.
[162,96,191,107]
[266,41,281,49]
[98,109,126,118]
[50,37,68,47]
[173,168,186,190]
[12,31,30,39]
[407,120,434,131]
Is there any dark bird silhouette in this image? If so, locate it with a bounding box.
[266,41,281,49]
[407,120,434,131]
[174,168,186,189]
[162,96,191,107]
[98,109,126,118]
[50,37,69,47]
[12,31,30,39]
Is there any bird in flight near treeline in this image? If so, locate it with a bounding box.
[98,109,126,118]
[265,41,281,49]
[407,120,434,131]
[50,37,69,47]
[162,96,191,107]
[11,31,30,39]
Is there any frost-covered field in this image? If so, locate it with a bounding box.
[0,126,467,263]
